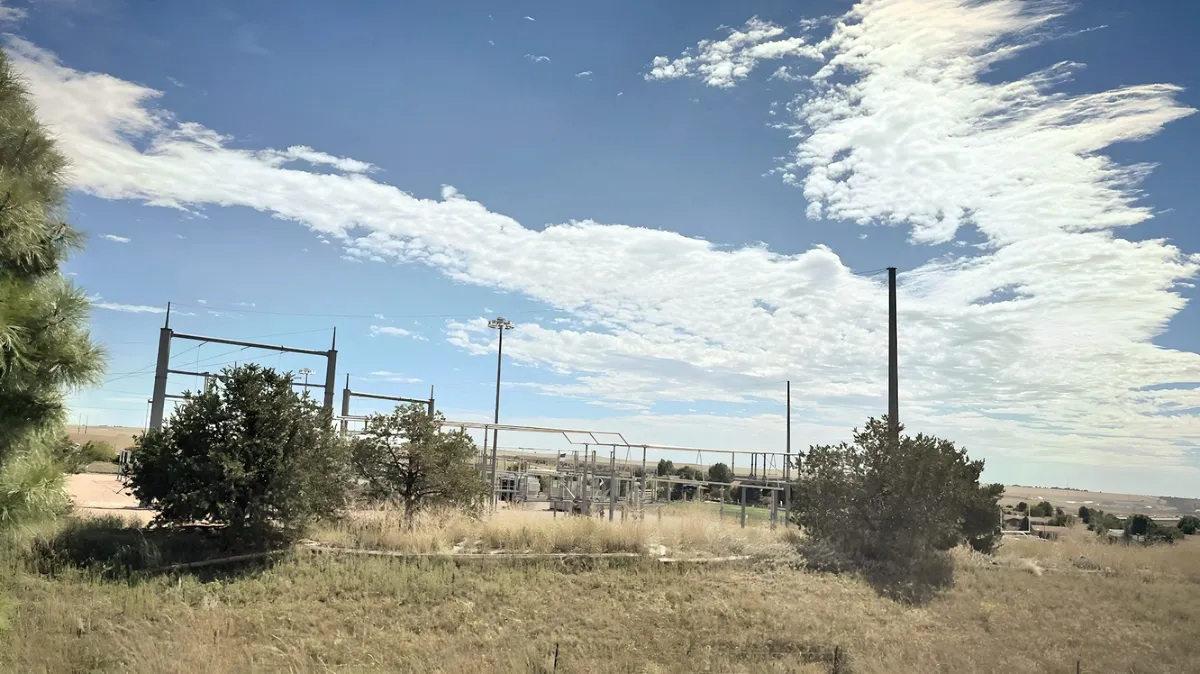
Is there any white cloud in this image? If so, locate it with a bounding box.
[0,1,26,23]
[370,325,426,341]
[10,22,1200,483]
[101,234,130,243]
[575,71,593,78]
[524,15,535,21]
[373,313,385,320]
[196,299,207,304]
[233,301,255,308]
[369,370,423,384]
[272,145,374,173]
[770,66,804,82]
[166,76,184,88]
[524,54,550,64]
[89,294,164,314]
[645,17,822,88]
[488,40,495,46]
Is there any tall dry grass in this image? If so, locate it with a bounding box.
[986,526,1200,580]
[4,531,1199,673]
[312,502,793,559]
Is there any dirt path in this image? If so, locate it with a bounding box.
[65,473,154,524]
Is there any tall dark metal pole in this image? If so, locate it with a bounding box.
[487,317,513,508]
[887,266,899,445]
[785,380,791,525]
[149,302,173,431]
[492,325,504,459]
[322,328,337,412]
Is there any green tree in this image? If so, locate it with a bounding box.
[655,459,675,476]
[1029,501,1054,517]
[1015,502,1027,512]
[1078,506,1091,523]
[791,417,1003,601]
[1125,514,1153,538]
[707,462,733,484]
[349,404,489,525]
[1178,515,1200,535]
[127,365,350,535]
[0,50,104,528]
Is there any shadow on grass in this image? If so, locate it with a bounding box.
[792,537,954,606]
[28,515,291,582]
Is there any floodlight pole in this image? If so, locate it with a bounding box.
[488,316,514,504]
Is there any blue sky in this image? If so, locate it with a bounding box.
[5,0,1200,496]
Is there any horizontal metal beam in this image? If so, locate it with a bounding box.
[439,419,787,457]
[348,390,429,404]
[167,368,220,379]
[171,332,329,357]
[440,419,627,445]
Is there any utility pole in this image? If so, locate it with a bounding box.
[785,380,791,526]
[888,267,899,446]
[149,302,173,431]
[487,317,514,471]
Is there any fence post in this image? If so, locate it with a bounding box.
[740,484,747,529]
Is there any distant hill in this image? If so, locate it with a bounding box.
[1001,484,1200,518]
[67,426,141,451]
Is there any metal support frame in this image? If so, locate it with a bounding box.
[425,419,792,523]
[148,305,337,430]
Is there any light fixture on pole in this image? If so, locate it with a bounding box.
[298,367,314,388]
[487,317,514,506]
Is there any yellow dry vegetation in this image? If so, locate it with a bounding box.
[312,502,790,559]
[3,512,1199,673]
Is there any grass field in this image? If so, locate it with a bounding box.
[3,508,1199,673]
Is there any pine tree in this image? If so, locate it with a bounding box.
[0,50,104,527]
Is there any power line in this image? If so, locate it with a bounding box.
[171,303,554,320]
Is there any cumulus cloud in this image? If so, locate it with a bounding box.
[101,234,130,243]
[645,17,822,88]
[8,15,1200,478]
